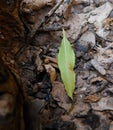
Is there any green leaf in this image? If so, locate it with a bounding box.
[58,29,76,100]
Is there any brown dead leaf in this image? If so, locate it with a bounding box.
[70,102,90,117]
[35,53,44,72]
[91,97,113,111]
[44,56,57,64]
[91,59,106,75]
[52,81,71,111]
[84,95,100,103]
[55,0,88,19]
[44,56,58,68]
[103,18,113,31]
[90,76,107,84]
[44,64,56,82]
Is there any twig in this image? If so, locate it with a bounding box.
[38,25,70,32]
[47,0,64,17]
[43,55,57,64]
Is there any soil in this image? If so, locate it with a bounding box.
[0,0,113,130]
